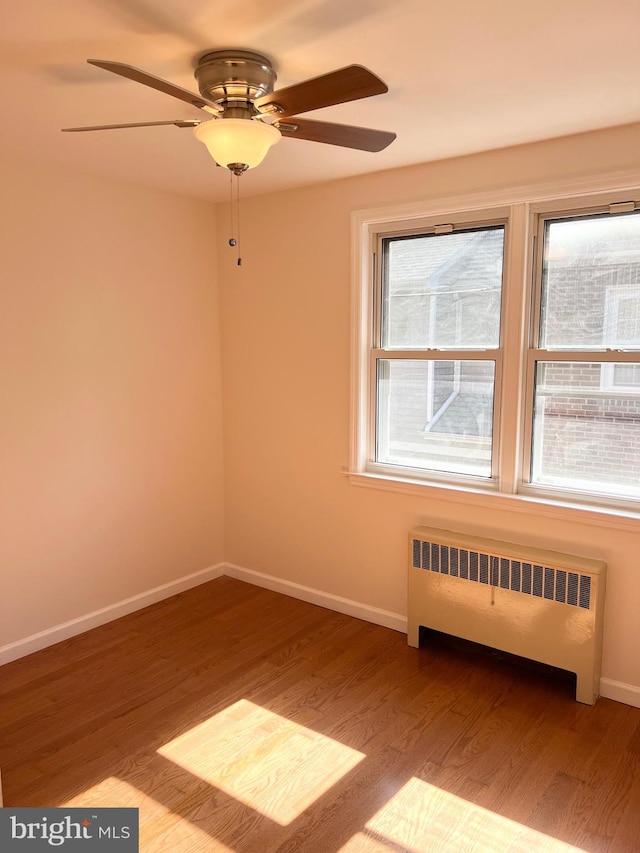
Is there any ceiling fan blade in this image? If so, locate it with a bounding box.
[274,117,396,152]
[255,65,388,119]
[62,119,201,132]
[87,59,221,114]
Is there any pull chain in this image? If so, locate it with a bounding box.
[228,171,242,266]
[228,170,234,245]
[235,172,242,266]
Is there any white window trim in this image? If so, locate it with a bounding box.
[348,169,640,528]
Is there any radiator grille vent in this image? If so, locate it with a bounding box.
[412,539,591,609]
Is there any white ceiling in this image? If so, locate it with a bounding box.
[2,0,639,202]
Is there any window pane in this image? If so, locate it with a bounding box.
[540,211,640,350]
[531,361,640,498]
[376,359,495,477]
[382,227,504,349]
[612,363,640,387]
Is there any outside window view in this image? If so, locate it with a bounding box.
[376,227,504,477]
[533,212,640,498]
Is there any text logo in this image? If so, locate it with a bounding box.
[0,808,138,851]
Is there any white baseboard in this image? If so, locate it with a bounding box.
[0,564,225,666]
[222,566,640,707]
[600,678,640,709]
[3,563,639,710]
[223,562,407,634]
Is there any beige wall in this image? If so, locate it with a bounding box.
[219,123,640,693]
[2,123,638,696]
[0,154,224,646]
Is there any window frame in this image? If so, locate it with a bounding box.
[520,199,640,509]
[349,179,640,521]
[368,211,509,489]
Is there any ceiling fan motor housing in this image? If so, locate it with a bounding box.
[194,50,277,105]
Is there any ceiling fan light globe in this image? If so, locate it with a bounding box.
[193,118,281,170]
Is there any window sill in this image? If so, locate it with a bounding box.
[346,470,640,531]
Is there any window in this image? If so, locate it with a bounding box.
[527,207,640,502]
[375,220,505,481]
[351,190,640,514]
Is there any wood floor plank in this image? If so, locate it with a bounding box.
[1,577,639,852]
[559,728,640,851]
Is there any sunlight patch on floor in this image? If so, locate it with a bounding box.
[62,776,164,815]
[158,699,365,826]
[141,812,235,853]
[337,777,587,853]
[61,776,234,852]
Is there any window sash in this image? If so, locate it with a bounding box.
[367,350,504,486]
[522,204,640,505]
[378,225,505,351]
[369,215,508,486]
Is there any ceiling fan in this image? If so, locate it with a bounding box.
[63,50,396,175]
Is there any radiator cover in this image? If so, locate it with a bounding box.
[408,526,606,704]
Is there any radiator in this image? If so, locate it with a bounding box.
[408,526,606,704]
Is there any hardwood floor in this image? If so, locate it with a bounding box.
[1,577,639,852]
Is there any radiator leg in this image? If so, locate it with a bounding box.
[575,671,598,705]
[407,622,420,648]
